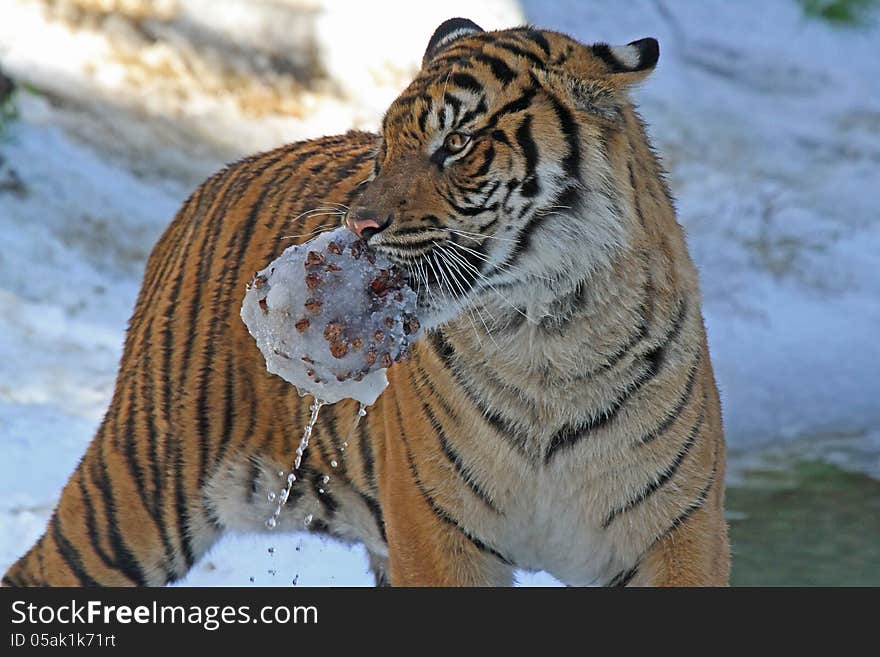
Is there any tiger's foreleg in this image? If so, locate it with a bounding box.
[379,392,512,587]
[628,456,730,587]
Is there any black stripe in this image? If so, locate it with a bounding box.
[418,105,431,134]
[165,166,252,508]
[515,115,540,198]
[444,93,463,121]
[311,469,338,516]
[491,129,511,146]
[607,564,639,587]
[485,88,536,130]
[50,514,100,587]
[428,332,531,458]
[491,40,546,68]
[76,472,120,571]
[318,403,344,469]
[602,403,705,529]
[411,368,502,514]
[451,72,484,95]
[639,355,701,446]
[112,370,174,576]
[213,357,237,470]
[308,518,330,534]
[357,489,387,543]
[382,237,443,254]
[519,29,551,56]
[493,185,581,275]
[643,298,688,376]
[2,573,23,587]
[591,43,628,73]
[95,446,150,584]
[120,375,151,517]
[543,347,697,465]
[170,423,196,571]
[475,178,502,207]
[566,276,653,378]
[458,97,488,128]
[629,161,647,228]
[546,89,581,180]
[474,54,516,85]
[248,457,261,497]
[394,223,444,238]
[391,394,511,565]
[442,192,498,217]
[649,452,719,549]
[138,325,176,573]
[357,411,376,491]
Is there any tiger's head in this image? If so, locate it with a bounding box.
[345,18,660,329]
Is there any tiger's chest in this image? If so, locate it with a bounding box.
[490,464,624,586]
[449,429,631,586]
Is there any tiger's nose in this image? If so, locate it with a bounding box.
[345,207,392,241]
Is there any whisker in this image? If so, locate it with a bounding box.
[441,244,538,325]
[289,207,346,222]
[282,223,343,241]
[447,228,518,243]
[447,238,551,282]
[434,248,500,348]
[432,249,485,346]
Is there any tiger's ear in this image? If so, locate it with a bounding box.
[590,38,659,84]
[422,17,485,67]
[534,38,659,124]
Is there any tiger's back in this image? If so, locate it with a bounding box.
[4,19,729,587]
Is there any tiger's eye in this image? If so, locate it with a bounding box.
[443,132,470,154]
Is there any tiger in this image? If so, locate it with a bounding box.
[3,17,729,587]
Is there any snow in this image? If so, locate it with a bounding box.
[1,0,878,586]
[240,227,421,406]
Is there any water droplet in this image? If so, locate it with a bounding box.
[322,475,330,484]
[267,491,276,502]
[304,513,313,526]
[249,576,255,583]
[264,397,326,528]
[268,547,275,555]
[318,488,325,494]
[358,405,367,417]
[330,460,338,468]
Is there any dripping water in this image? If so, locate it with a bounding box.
[266,397,326,529]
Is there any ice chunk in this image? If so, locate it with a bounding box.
[240,227,421,405]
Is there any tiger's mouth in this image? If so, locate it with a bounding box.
[372,238,486,329]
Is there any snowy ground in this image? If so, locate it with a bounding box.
[0,0,878,586]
